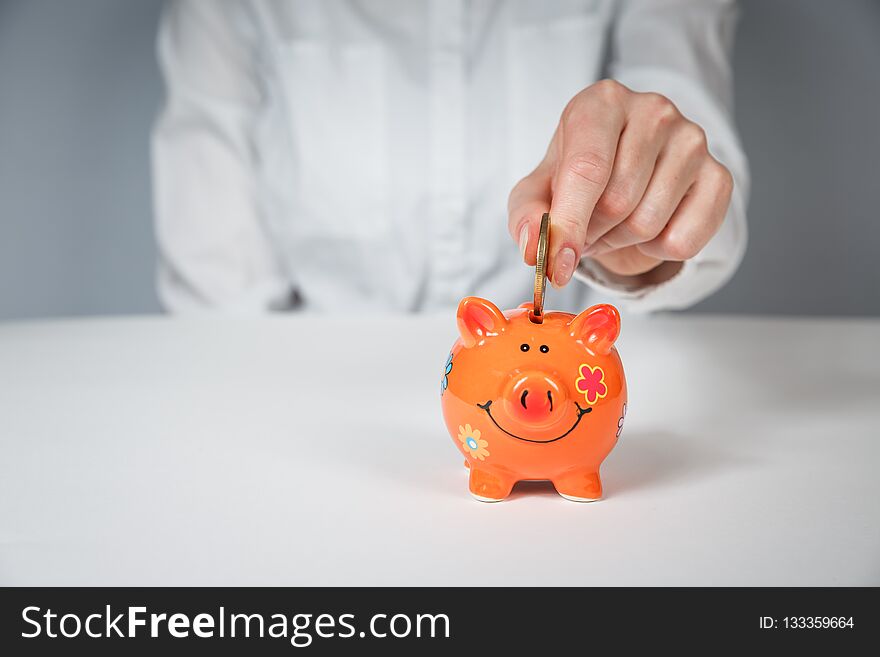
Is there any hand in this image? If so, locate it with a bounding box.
[508,79,734,286]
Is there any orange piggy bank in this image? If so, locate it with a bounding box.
[440,297,627,502]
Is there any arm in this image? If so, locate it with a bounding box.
[152,0,291,312]
[508,0,749,312]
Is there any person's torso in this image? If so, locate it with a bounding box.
[247,0,613,313]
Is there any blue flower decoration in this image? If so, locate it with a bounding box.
[441,352,453,394]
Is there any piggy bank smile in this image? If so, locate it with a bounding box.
[476,399,592,444]
[440,297,627,502]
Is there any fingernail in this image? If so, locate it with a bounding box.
[552,247,577,288]
[518,223,529,260]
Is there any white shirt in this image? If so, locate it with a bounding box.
[152,0,749,315]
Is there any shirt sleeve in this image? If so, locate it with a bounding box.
[573,0,750,313]
[152,0,292,313]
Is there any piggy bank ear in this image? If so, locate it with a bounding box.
[568,304,621,355]
[457,297,507,348]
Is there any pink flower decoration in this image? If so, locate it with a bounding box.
[575,364,607,405]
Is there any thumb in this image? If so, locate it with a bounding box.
[507,162,552,267]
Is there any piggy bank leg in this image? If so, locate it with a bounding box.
[468,467,515,502]
[553,470,602,502]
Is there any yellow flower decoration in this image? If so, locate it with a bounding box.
[457,423,490,461]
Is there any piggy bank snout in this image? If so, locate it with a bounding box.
[503,371,568,426]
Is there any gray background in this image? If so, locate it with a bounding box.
[0,0,878,320]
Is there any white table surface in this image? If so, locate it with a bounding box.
[1,313,878,586]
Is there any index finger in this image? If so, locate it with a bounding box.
[549,93,626,287]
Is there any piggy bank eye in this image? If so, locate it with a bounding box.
[520,343,530,352]
[540,345,549,353]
